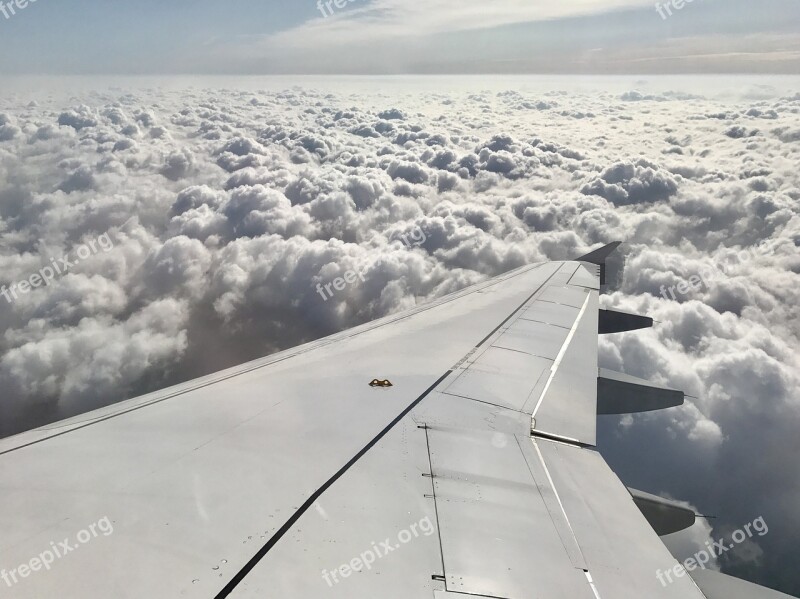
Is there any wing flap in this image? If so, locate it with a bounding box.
[534,439,706,599]
[428,427,594,598]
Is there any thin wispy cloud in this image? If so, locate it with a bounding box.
[280,0,652,47]
[181,0,800,74]
[0,0,797,74]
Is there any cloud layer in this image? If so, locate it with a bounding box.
[0,77,798,594]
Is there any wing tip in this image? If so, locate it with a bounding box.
[575,241,623,286]
[576,241,623,264]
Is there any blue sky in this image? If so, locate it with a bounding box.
[0,0,309,73]
[0,0,798,74]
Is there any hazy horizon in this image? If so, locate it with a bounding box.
[0,0,798,75]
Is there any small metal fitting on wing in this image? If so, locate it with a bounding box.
[369,379,393,388]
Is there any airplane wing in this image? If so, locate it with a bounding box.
[0,245,790,598]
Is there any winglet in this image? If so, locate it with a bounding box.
[576,241,622,265]
[575,241,622,286]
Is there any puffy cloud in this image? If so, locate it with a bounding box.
[223,185,313,239]
[0,299,189,417]
[58,165,97,193]
[0,113,20,141]
[386,159,430,184]
[160,147,196,181]
[581,160,680,205]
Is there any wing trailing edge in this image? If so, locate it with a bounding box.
[691,570,797,599]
